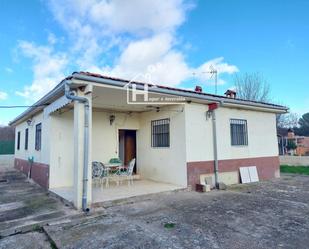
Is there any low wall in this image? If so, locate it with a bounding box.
[0,155,15,168]
[187,156,280,188]
[279,156,309,166]
[14,158,49,189]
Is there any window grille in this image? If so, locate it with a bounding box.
[230,119,248,146]
[35,123,42,151]
[25,128,28,150]
[151,119,170,147]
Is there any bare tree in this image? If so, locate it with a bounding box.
[233,72,271,102]
[277,113,299,128]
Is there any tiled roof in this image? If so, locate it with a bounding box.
[76,71,287,109]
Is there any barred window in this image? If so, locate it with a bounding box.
[35,123,42,151]
[25,128,29,150]
[151,119,170,147]
[230,119,248,146]
[17,131,20,150]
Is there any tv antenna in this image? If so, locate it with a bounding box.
[192,65,218,94]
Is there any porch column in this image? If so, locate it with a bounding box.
[73,87,93,209]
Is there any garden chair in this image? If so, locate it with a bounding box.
[92,161,109,188]
[117,158,136,186]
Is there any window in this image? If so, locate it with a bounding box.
[25,128,29,150]
[17,131,20,150]
[151,118,170,147]
[230,119,248,146]
[35,123,42,151]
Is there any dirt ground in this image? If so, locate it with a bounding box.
[1,171,309,249]
[45,174,309,249]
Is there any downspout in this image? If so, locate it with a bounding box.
[65,81,90,212]
[208,103,220,189]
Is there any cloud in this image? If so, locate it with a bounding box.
[46,0,193,71]
[107,34,238,86]
[0,91,8,100]
[16,41,68,100]
[5,67,13,73]
[17,0,238,102]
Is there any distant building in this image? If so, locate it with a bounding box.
[278,128,309,156]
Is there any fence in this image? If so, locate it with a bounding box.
[279,156,309,166]
[0,140,15,155]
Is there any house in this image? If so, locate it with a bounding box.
[278,129,309,156]
[10,72,288,210]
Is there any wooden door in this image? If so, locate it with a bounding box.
[124,130,136,165]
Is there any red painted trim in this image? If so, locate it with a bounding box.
[187,156,280,188]
[14,158,49,189]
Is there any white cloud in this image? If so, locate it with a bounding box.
[16,41,68,100]
[0,91,8,100]
[89,0,188,34]
[17,0,238,102]
[5,67,13,73]
[107,34,238,86]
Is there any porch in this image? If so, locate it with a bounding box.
[50,179,184,204]
[48,81,188,208]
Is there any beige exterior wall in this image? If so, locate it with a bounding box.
[185,103,213,162]
[92,111,140,163]
[185,103,279,162]
[49,110,74,188]
[138,105,187,187]
[92,107,187,187]
[14,112,50,165]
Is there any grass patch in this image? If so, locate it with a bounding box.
[164,222,175,229]
[280,165,309,175]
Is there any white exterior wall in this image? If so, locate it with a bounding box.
[185,103,213,162]
[92,111,140,163]
[216,107,278,160]
[49,110,74,188]
[138,105,187,187]
[185,103,279,162]
[14,112,50,164]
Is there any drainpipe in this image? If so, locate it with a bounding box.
[65,81,90,212]
[208,103,219,189]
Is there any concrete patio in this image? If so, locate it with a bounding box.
[51,179,185,205]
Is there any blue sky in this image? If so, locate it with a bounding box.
[0,0,308,125]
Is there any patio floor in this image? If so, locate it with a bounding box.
[50,179,185,205]
[92,179,185,203]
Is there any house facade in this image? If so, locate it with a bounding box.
[10,72,287,209]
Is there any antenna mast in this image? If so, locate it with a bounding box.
[193,65,218,94]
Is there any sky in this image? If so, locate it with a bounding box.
[0,0,308,125]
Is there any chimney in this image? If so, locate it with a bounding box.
[224,89,237,99]
[195,85,203,93]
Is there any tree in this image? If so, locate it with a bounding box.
[295,112,309,136]
[277,113,299,129]
[233,72,271,102]
[286,140,297,151]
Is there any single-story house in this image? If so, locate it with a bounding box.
[10,72,288,210]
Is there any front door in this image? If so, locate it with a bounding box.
[119,130,136,172]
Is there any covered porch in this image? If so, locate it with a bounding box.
[48,79,188,209]
[51,179,184,204]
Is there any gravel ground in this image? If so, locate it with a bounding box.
[43,174,309,249]
[0,232,52,249]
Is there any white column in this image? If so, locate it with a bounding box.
[72,87,93,209]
